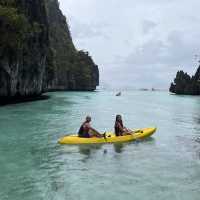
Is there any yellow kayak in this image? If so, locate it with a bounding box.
[58,127,156,144]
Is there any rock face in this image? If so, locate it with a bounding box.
[44,0,99,91]
[0,0,48,100]
[0,0,99,103]
[169,66,200,95]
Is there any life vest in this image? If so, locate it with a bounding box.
[78,122,90,137]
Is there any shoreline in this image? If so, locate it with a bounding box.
[0,89,97,106]
[0,95,50,106]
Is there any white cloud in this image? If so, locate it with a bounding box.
[142,20,157,35]
[60,0,200,89]
[67,16,110,40]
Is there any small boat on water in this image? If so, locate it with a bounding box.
[58,127,156,144]
[116,92,121,96]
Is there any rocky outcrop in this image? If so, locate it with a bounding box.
[0,0,99,104]
[44,0,99,91]
[170,66,200,95]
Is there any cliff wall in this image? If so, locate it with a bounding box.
[0,0,99,103]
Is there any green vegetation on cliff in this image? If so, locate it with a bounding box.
[44,0,99,90]
[0,2,28,56]
[0,0,99,102]
[0,1,43,57]
[0,0,48,98]
[170,65,200,95]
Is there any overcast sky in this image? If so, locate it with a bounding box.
[59,0,200,89]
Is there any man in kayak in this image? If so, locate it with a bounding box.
[78,116,104,138]
[114,115,132,136]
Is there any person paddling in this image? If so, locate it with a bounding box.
[114,115,132,136]
[78,116,104,138]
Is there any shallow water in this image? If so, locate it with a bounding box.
[0,91,200,200]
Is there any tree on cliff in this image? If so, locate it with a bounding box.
[169,65,200,95]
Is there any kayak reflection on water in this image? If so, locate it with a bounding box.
[113,143,125,153]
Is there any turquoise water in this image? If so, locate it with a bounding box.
[0,91,200,200]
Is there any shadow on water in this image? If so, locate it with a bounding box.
[113,143,126,153]
[78,144,103,162]
[0,95,49,106]
[113,137,156,153]
[77,137,157,156]
[78,144,103,155]
[131,136,156,146]
[139,137,156,143]
[56,137,157,165]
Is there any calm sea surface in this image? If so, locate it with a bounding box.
[0,91,200,200]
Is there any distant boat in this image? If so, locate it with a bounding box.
[139,88,149,91]
[116,92,121,96]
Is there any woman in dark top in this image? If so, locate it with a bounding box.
[114,115,132,136]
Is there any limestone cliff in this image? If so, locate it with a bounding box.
[0,0,48,100]
[0,0,99,103]
[44,0,99,91]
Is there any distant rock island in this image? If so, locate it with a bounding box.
[170,65,200,95]
[0,0,99,104]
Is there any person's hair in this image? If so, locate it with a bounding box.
[115,115,123,127]
[86,115,91,122]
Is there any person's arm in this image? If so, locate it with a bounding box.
[123,126,132,133]
[119,123,132,133]
[90,126,101,135]
[85,123,101,135]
